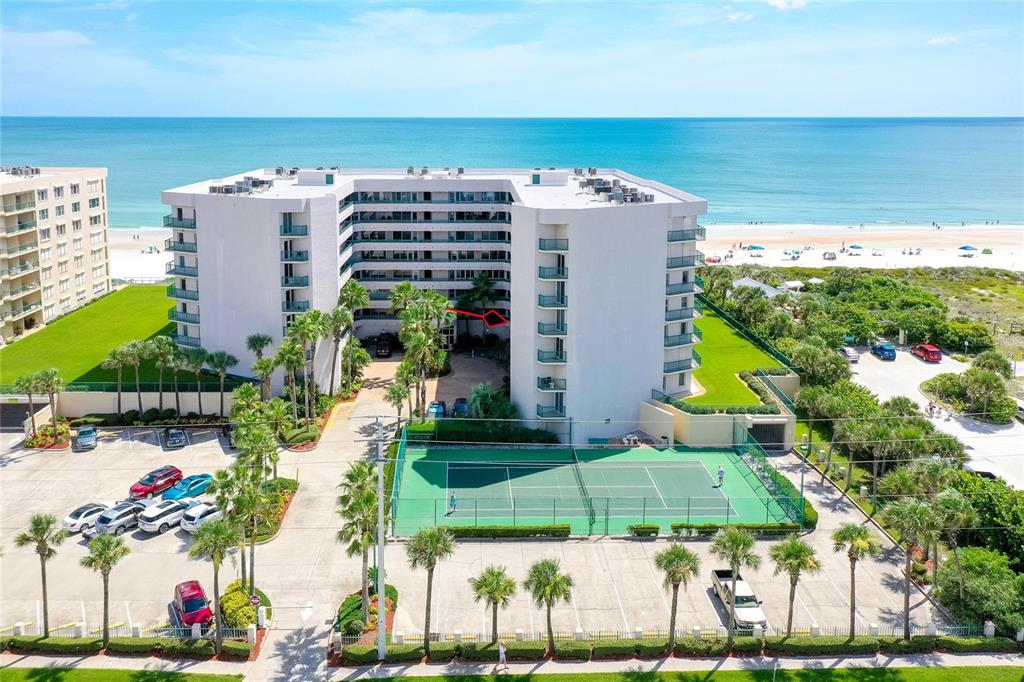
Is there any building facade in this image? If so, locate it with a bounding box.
[1,167,112,343]
[162,167,706,441]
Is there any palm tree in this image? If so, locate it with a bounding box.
[402,328,433,418]
[338,279,369,389]
[337,475,381,623]
[189,519,243,654]
[880,499,935,640]
[149,336,177,412]
[654,544,700,651]
[384,382,410,421]
[170,351,187,415]
[207,467,249,588]
[524,558,574,654]
[769,535,821,636]
[405,527,455,656]
[80,534,130,648]
[246,333,273,361]
[207,350,240,417]
[101,347,127,417]
[395,361,417,417]
[471,566,517,644]
[36,368,64,429]
[181,346,209,415]
[289,311,323,419]
[275,339,305,427]
[13,373,40,436]
[831,523,882,639]
[121,339,150,413]
[932,489,977,600]
[263,398,291,461]
[468,274,496,335]
[389,281,418,317]
[325,306,354,396]
[794,385,828,461]
[252,357,277,402]
[234,485,270,598]
[14,514,67,636]
[710,526,761,648]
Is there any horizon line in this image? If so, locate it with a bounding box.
[2,115,1022,121]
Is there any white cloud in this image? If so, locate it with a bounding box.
[725,8,754,22]
[765,0,808,10]
[345,8,516,46]
[926,35,958,46]
[0,26,92,48]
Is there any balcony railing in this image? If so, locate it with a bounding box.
[537,350,567,364]
[667,225,707,242]
[665,281,697,296]
[281,250,309,262]
[537,295,568,308]
[168,309,200,324]
[9,302,41,319]
[281,276,310,288]
[664,333,697,348]
[166,285,199,301]
[5,221,37,235]
[536,404,566,419]
[6,241,39,255]
[695,275,705,289]
[164,239,197,253]
[665,301,704,322]
[170,332,202,348]
[2,200,35,213]
[163,215,196,229]
[667,253,705,269]
[537,377,567,391]
[663,358,695,373]
[166,263,198,277]
[537,322,567,336]
[3,261,40,278]
[2,282,40,299]
[538,238,568,252]
[538,266,568,280]
[280,224,309,237]
[282,300,310,312]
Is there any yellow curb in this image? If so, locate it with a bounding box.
[327,401,356,430]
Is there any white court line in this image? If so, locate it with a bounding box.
[505,468,513,501]
[600,543,631,631]
[644,467,669,509]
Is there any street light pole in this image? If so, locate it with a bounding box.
[375,416,387,662]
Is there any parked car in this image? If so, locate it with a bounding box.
[138,499,199,534]
[911,343,943,363]
[163,427,187,449]
[1015,402,1024,425]
[62,502,109,533]
[375,340,392,358]
[130,465,183,499]
[711,569,767,628]
[180,502,228,534]
[174,580,214,627]
[74,425,98,450]
[85,500,147,537]
[870,343,897,360]
[425,401,447,420]
[836,347,860,363]
[451,398,469,418]
[162,473,213,501]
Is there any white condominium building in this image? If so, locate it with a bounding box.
[1,167,111,343]
[162,167,706,441]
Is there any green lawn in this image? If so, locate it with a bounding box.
[0,285,186,387]
[686,310,782,406]
[0,670,242,682]
[405,669,1023,682]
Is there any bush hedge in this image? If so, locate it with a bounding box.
[384,644,425,662]
[879,636,936,654]
[936,636,1020,653]
[220,579,272,628]
[507,640,547,660]
[221,639,254,658]
[407,420,558,444]
[426,641,459,661]
[443,524,571,539]
[674,637,728,656]
[460,642,499,661]
[7,636,104,654]
[730,636,765,654]
[553,640,592,660]
[3,635,246,658]
[341,643,378,664]
[764,636,878,656]
[627,524,659,537]
[592,638,642,657]
[671,522,801,537]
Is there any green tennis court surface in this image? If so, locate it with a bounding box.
[391,446,795,535]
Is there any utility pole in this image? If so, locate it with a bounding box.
[375,416,387,662]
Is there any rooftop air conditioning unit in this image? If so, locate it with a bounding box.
[407,166,415,176]
[457,167,464,175]
[574,167,583,176]
[612,179,620,187]
[420,167,429,176]
[588,167,597,176]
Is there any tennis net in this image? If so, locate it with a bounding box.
[571,446,596,525]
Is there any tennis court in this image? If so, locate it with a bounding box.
[391,444,797,536]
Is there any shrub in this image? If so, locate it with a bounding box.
[341,619,365,636]
[426,641,459,661]
[731,636,764,654]
[627,524,659,537]
[671,522,801,537]
[460,642,499,661]
[506,640,547,660]
[7,636,103,654]
[443,525,571,539]
[636,639,671,657]
[142,407,161,423]
[220,579,272,627]
[675,637,728,656]
[407,420,558,445]
[802,499,818,529]
[384,644,424,662]
[265,477,300,496]
[591,638,640,657]
[316,394,337,417]
[160,408,178,421]
[123,409,140,424]
[106,637,168,654]
[935,636,1020,653]
[553,641,592,660]
[221,639,253,658]
[342,643,378,664]
[764,636,878,656]
[158,639,217,656]
[879,636,936,654]
[282,424,320,445]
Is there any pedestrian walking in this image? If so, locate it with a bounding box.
[448,492,457,515]
[717,465,726,487]
[495,640,509,672]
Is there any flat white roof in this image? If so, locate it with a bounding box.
[165,167,706,209]
[0,166,106,185]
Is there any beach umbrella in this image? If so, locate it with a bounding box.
[958,245,977,251]
[748,244,764,250]
[849,244,863,249]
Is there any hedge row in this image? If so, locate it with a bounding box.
[4,635,251,658]
[671,522,802,537]
[407,420,559,444]
[442,524,571,539]
[627,524,660,537]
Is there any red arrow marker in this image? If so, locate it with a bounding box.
[447,307,510,328]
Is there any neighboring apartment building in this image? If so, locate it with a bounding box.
[0,167,111,342]
[162,167,706,441]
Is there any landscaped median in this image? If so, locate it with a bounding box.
[253,477,299,543]
[2,634,252,659]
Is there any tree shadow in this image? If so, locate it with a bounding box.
[269,624,326,682]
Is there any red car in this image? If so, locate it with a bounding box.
[174,580,213,626]
[130,465,182,499]
[911,344,942,363]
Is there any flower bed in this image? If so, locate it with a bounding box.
[282,394,350,451]
[252,477,299,543]
[25,421,71,449]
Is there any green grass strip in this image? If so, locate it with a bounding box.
[402,670,1023,682]
[0,669,243,682]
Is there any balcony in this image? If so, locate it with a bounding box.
[665,281,697,296]
[281,250,309,262]
[666,254,704,269]
[537,377,567,392]
[163,215,196,229]
[164,238,198,253]
[537,322,567,336]
[170,332,202,348]
[664,333,697,348]
[282,300,310,312]
[665,302,704,322]
[2,200,35,213]
[536,404,566,419]
[3,261,40,279]
[537,294,568,308]
[538,238,568,252]
[281,275,310,288]
[9,302,41,319]
[2,282,41,299]
[663,358,695,373]
[166,263,198,277]
[168,309,200,324]
[280,224,309,237]
[166,285,199,301]
[5,221,37,235]
[537,350,567,364]
[538,266,568,280]
[6,241,39,255]
[695,275,705,290]
[667,225,707,242]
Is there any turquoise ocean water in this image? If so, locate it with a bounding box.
[1,117,1021,228]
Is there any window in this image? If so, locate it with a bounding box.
[93,282,106,295]
[89,215,102,226]
[56,224,66,236]
[92,265,106,278]
[39,228,51,241]
[89,198,100,209]
[41,266,53,280]
[37,189,48,201]
[55,205,64,217]
[44,303,55,318]
[74,255,84,268]
[70,183,80,195]
[73,237,83,251]
[91,248,104,261]
[58,260,68,274]
[87,180,99,192]
[77,289,87,303]
[71,201,80,213]
[38,208,49,220]
[75,273,85,286]
[43,285,54,300]
[56,242,67,256]
[60,296,71,310]
[90,232,104,245]
[40,247,52,261]
[72,220,81,231]
[53,186,64,198]
[59,278,70,292]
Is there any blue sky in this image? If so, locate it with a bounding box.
[2,0,1021,116]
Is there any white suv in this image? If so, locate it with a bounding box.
[137,499,199,535]
[63,502,110,534]
[180,502,228,534]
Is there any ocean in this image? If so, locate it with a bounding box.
[1,117,1021,228]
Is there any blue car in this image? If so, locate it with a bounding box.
[75,425,98,450]
[162,474,213,500]
[870,343,897,360]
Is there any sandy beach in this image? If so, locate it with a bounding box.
[107,223,1024,279]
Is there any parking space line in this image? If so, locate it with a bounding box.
[641,543,670,615]
[125,601,133,629]
[600,543,630,631]
[81,601,87,632]
[822,565,869,627]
